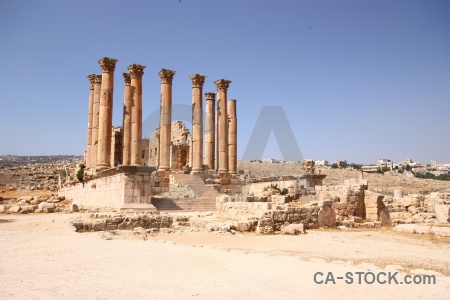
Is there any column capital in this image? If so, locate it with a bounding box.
[87,74,96,89]
[94,74,102,84]
[128,64,146,79]
[213,79,232,92]
[158,69,176,84]
[189,74,206,88]
[204,92,216,100]
[98,57,118,73]
[122,73,131,85]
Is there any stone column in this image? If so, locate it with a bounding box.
[97,57,118,170]
[121,73,132,165]
[227,99,237,174]
[213,79,232,174]
[86,74,96,168]
[189,74,206,174]
[158,69,176,171]
[129,64,146,166]
[91,74,102,169]
[204,92,216,170]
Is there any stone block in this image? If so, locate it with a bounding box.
[8,206,21,213]
[431,226,450,237]
[318,206,336,227]
[435,205,450,223]
[38,202,55,210]
[378,207,392,227]
[44,207,55,213]
[281,224,304,234]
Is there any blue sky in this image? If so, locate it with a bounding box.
[0,0,449,164]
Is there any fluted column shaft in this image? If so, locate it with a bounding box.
[189,74,206,174]
[227,99,237,174]
[204,92,216,170]
[158,69,176,171]
[91,75,102,168]
[97,57,118,170]
[129,64,146,166]
[122,73,132,165]
[214,79,232,174]
[86,75,95,168]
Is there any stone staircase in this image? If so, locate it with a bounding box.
[151,173,220,211]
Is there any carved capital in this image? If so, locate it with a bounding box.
[213,79,232,92]
[189,74,206,88]
[122,73,131,85]
[87,74,96,89]
[204,92,216,100]
[98,57,118,73]
[128,64,146,79]
[158,69,176,84]
[94,74,102,84]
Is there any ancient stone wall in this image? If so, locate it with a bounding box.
[72,212,172,232]
[59,166,156,210]
[147,121,192,170]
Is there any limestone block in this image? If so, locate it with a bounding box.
[431,226,450,237]
[318,206,336,227]
[8,206,21,213]
[378,207,392,227]
[401,198,419,208]
[281,223,304,235]
[271,195,287,204]
[435,205,450,223]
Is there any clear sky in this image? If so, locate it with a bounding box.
[0,0,449,165]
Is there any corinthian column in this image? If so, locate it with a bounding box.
[189,74,206,174]
[228,99,237,174]
[86,74,96,168]
[213,79,232,174]
[158,68,176,171]
[122,73,132,165]
[91,74,102,168]
[128,64,146,166]
[204,92,216,170]
[97,57,118,170]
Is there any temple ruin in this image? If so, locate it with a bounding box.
[60,56,325,213]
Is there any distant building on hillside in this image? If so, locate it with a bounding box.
[315,160,328,166]
[262,158,280,163]
[377,159,392,170]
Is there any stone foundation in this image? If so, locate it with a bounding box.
[59,166,156,211]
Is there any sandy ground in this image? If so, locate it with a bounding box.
[1,213,449,299]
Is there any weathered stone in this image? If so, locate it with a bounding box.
[44,207,55,213]
[71,204,79,212]
[281,224,304,235]
[378,207,392,227]
[92,221,107,231]
[435,205,450,223]
[8,206,21,213]
[318,206,336,227]
[38,202,55,210]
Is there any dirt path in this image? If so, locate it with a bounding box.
[1,213,449,299]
